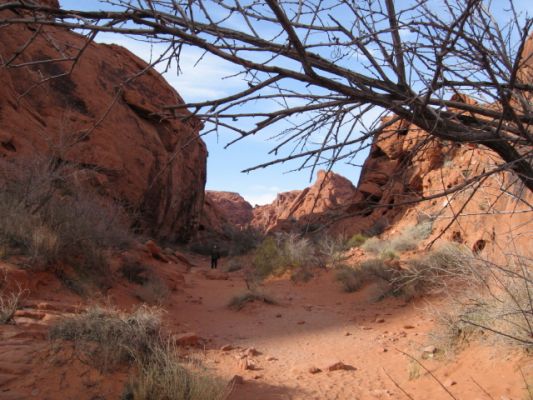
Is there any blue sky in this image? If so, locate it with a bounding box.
[58,0,532,205]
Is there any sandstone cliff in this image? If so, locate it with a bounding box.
[251,170,359,233]
[0,3,206,242]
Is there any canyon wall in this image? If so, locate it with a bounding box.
[0,3,207,242]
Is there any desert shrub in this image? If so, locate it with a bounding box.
[433,254,533,351]
[124,340,227,400]
[335,266,366,293]
[51,305,227,399]
[228,291,277,311]
[120,261,149,285]
[49,305,162,371]
[361,237,389,254]
[346,233,368,248]
[392,243,475,295]
[252,233,315,279]
[290,267,314,283]
[0,273,26,324]
[315,234,347,268]
[389,220,434,252]
[136,275,171,306]
[0,159,132,283]
[361,221,434,256]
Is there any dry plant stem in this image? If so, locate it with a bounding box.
[382,368,415,400]
[395,348,458,400]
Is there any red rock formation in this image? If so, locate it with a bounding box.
[0,8,206,242]
[205,191,253,227]
[251,170,358,233]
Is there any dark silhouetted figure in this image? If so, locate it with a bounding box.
[211,245,220,269]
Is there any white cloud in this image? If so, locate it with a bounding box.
[94,34,244,102]
[241,192,278,206]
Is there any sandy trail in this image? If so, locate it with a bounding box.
[0,254,531,400]
[174,257,531,400]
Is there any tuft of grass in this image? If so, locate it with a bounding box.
[228,291,277,311]
[346,233,368,248]
[124,340,228,400]
[361,221,433,256]
[136,275,171,306]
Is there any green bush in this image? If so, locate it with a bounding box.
[252,233,315,279]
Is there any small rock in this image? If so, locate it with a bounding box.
[403,325,415,329]
[423,345,437,354]
[229,375,244,385]
[253,375,263,380]
[239,358,257,371]
[381,347,388,353]
[266,356,278,361]
[375,318,385,323]
[345,332,352,336]
[246,347,261,357]
[220,344,234,352]
[174,332,203,347]
[445,379,457,387]
[297,320,306,325]
[327,361,356,372]
[275,314,282,318]
[145,240,169,262]
[308,366,322,374]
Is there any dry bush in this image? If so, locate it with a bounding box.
[361,221,433,256]
[0,158,132,284]
[433,253,533,351]
[49,305,162,371]
[0,272,27,324]
[51,305,227,399]
[136,275,171,306]
[228,291,277,311]
[315,234,347,268]
[335,266,366,293]
[124,340,228,400]
[392,243,476,296]
[290,266,314,283]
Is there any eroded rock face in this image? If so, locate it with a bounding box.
[251,170,358,233]
[0,11,207,242]
[205,191,253,228]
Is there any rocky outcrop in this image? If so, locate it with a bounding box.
[205,191,253,228]
[0,9,206,242]
[251,170,358,233]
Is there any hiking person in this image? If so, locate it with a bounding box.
[211,244,220,269]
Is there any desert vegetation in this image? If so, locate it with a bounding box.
[0,158,132,288]
[50,306,227,399]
